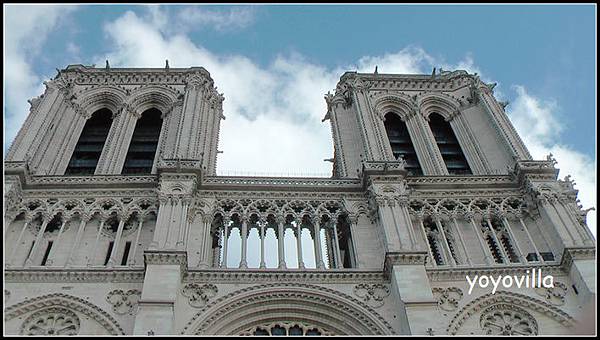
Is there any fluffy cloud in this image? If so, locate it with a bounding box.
[4,5,76,149]
[507,86,596,236]
[5,6,594,237]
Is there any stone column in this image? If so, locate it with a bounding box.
[9,214,32,267]
[295,218,305,269]
[331,220,342,268]
[24,214,51,267]
[259,218,266,269]
[107,218,126,268]
[66,213,91,268]
[416,215,436,267]
[239,215,249,269]
[89,218,106,266]
[485,216,509,262]
[517,214,543,263]
[130,217,145,267]
[313,217,325,269]
[434,216,456,266]
[277,215,287,269]
[221,216,230,268]
[451,214,472,266]
[47,217,69,266]
[500,214,526,263]
[467,213,493,265]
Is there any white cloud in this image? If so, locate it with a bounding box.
[507,86,596,236]
[352,46,434,74]
[4,4,76,149]
[175,6,256,33]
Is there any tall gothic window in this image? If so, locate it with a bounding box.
[384,113,423,175]
[428,113,472,175]
[122,108,163,174]
[65,108,113,175]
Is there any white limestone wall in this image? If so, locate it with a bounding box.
[4,281,143,335]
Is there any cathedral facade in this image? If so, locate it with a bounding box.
[3,65,596,335]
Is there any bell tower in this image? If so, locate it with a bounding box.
[324,70,532,178]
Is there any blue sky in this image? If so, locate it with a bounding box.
[3,4,596,234]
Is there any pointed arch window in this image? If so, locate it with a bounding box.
[428,113,471,175]
[384,113,422,176]
[65,108,113,175]
[122,108,163,174]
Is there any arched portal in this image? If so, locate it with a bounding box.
[182,283,395,335]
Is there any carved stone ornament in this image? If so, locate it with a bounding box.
[479,304,538,335]
[535,281,568,306]
[240,321,333,336]
[432,287,463,311]
[21,307,81,335]
[106,289,142,315]
[353,283,390,308]
[181,283,218,308]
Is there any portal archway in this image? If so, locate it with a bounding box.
[182,283,395,335]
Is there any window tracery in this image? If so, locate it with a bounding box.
[21,307,80,335]
[480,305,538,335]
[240,322,332,336]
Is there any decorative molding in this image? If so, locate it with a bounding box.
[432,287,463,311]
[181,283,218,308]
[4,269,145,283]
[480,304,538,335]
[535,281,568,306]
[184,269,386,284]
[353,283,390,308]
[4,293,125,335]
[106,289,142,315]
[20,307,81,335]
[181,282,395,335]
[446,290,575,335]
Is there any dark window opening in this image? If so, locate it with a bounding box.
[526,253,539,262]
[25,241,35,264]
[65,108,113,175]
[541,252,555,261]
[428,113,472,175]
[121,241,132,265]
[44,215,63,234]
[384,113,422,175]
[424,218,444,265]
[41,241,53,266]
[104,241,114,265]
[122,108,163,174]
[337,217,354,268]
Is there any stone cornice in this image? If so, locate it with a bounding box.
[201,176,362,192]
[184,269,386,284]
[58,65,214,86]
[336,70,475,94]
[143,250,188,276]
[559,247,596,270]
[4,268,145,283]
[24,175,158,189]
[383,251,429,278]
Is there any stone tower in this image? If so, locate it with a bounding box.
[4,65,596,335]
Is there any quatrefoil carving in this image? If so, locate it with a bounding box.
[535,281,568,306]
[432,287,463,311]
[181,283,218,308]
[106,289,141,315]
[353,283,390,308]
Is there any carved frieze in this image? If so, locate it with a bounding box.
[106,289,141,315]
[181,283,218,308]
